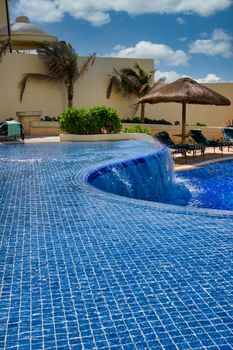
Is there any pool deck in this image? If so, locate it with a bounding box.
[0,138,233,350]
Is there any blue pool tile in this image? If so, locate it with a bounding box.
[0,141,233,350]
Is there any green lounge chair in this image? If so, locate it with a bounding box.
[0,120,24,141]
[155,131,205,161]
[223,127,233,142]
[189,129,231,153]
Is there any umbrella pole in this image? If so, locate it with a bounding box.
[181,103,186,144]
[5,0,12,53]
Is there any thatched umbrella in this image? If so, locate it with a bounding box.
[139,77,231,143]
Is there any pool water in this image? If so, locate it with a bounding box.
[87,146,177,204]
[88,146,233,211]
[174,161,233,211]
[0,141,233,350]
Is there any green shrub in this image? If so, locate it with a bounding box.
[43,115,60,121]
[59,108,95,134]
[122,116,141,123]
[196,122,206,127]
[121,117,172,125]
[90,106,122,133]
[59,106,121,134]
[123,125,152,135]
[174,120,180,125]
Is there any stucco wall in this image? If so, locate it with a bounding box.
[0,0,7,29]
[0,53,153,120]
[0,52,232,127]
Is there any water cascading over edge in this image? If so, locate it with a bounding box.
[85,146,189,204]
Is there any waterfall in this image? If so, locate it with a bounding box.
[86,147,191,205]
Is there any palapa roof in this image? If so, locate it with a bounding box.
[139,77,231,106]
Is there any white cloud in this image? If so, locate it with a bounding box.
[155,71,224,83]
[108,41,190,66]
[13,0,64,23]
[12,0,232,26]
[155,70,182,82]
[176,17,186,24]
[189,29,233,58]
[196,73,221,83]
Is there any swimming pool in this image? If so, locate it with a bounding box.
[87,147,233,211]
[175,161,233,211]
[0,141,232,350]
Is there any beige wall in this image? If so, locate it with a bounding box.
[30,121,224,142]
[0,52,232,127]
[0,53,153,120]
[0,0,7,29]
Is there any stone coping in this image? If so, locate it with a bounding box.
[30,121,58,127]
[16,111,42,117]
[59,133,156,143]
[175,155,233,171]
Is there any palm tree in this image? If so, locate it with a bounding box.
[106,62,165,122]
[19,41,96,107]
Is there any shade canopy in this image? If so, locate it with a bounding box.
[139,77,231,105]
[139,77,231,143]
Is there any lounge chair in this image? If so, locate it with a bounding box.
[154,131,205,161]
[189,129,232,153]
[222,127,233,142]
[0,120,24,141]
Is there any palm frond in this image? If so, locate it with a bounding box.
[120,71,141,95]
[17,40,91,107]
[121,67,139,78]
[35,41,77,81]
[146,77,166,95]
[18,73,54,101]
[130,101,140,116]
[78,53,96,79]
[38,42,68,80]
[106,72,123,98]
[133,62,144,77]
[106,78,114,99]
[139,83,151,96]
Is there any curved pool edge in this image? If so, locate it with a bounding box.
[72,148,233,219]
[60,132,156,143]
[175,155,233,172]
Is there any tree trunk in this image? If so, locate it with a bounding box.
[140,103,145,123]
[67,83,73,108]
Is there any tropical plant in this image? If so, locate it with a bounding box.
[121,116,172,125]
[89,105,122,133]
[123,125,152,135]
[19,40,96,107]
[59,108,94,134]
[59,106,121,134]
[106,62,165,122]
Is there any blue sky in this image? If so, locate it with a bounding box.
[11,0,233,83]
